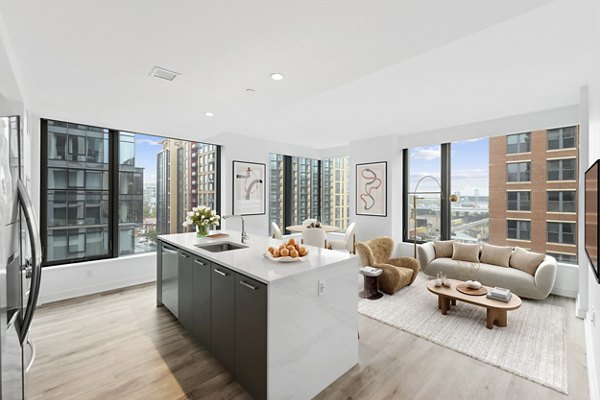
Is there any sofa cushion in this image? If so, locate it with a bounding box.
[480,243,512,268]
[451,242,480,263]
[433,240,454,258]
[510,247,545,276]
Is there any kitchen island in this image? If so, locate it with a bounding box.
[156,231,359,400]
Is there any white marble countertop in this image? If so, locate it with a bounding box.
[157,230,358,284]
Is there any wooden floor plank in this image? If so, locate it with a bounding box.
[27,283,588,400]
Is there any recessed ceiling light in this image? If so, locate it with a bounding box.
[149,66,180,81]
[270,73,284,81]
[205,112,214,117]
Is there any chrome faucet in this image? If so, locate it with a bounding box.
[223,215,248,244]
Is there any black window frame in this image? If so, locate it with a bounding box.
[402,144,450,244]
[40,118,222,267]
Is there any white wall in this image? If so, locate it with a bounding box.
[584,82,600,400]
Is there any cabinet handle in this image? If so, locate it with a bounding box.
[240,280,257,290]
[193,259,205,266]
[179,253,189,259]
[162,248,177,255]
[214,269,228,277]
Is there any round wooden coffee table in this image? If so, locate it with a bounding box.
[426,278,521,329]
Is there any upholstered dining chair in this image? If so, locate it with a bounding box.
[329,222,356,253]
[271,222,283,240]
[301,228,327,248]
[355,237,419,295]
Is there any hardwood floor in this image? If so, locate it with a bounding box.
[27,284,589,400]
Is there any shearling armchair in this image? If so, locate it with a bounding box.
[355,237,420,295]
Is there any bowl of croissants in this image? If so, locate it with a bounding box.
[264,238,308,262]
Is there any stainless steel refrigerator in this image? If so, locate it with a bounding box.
[0,115,42,400]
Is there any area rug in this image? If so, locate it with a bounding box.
[358,274,568,394]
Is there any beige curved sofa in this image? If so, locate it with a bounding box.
[417,242,557,300]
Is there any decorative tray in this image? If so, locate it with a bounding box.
[263,252,306,263]
[456,283,488,296]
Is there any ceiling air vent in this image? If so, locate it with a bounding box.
[149,66,180,81]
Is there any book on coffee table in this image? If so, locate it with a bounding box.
[487,287,512,302]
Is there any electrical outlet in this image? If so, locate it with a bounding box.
[318,280,326,296]
[86,269,92,278]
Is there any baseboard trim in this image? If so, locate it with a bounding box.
[585,317,599,400]
[551,286,578,299]
[38,275,156,305]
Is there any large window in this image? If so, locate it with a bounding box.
[42,119,220,266]
[507,162,531,182]
[507,191,531,211]
[321,156,350,230]
[547,191,576,213]
[507,220,531,240]
[450,139,489,243]
[547,222,576,245]
[547,126,577,150]
[506,132,531,154]
[403,125,579,264]
[547,158,576,181]
[268,154,349,235]
[405,145,443,242]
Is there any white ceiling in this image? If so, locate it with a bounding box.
[0,0,597,148]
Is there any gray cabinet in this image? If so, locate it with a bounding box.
[160,242,179,317]
[235,274,268,400]
[191,256,211,348]
[178,251,193,331]
[210,265,235,375]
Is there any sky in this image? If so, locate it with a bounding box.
[409,137,489,196]
[133,133,164,185]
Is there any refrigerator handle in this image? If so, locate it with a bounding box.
[17,180,42,344]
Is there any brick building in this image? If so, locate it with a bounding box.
[489,126,578,263]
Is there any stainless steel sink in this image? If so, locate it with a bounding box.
[194,241,248,252]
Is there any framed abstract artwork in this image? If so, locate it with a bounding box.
[232,160,266,215]
[356,161,387,217]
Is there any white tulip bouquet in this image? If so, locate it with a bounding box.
[182,206,220,234]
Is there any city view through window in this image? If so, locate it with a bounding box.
[406,126,579,264]
[269,154,350,234]
[44,119,218,264]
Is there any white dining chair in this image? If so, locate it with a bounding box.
[271,222,283,240]
[301,228,327,248]
[329,222,356,253]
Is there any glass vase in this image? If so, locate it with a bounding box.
[196,224,209,237]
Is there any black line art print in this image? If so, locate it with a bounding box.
[236,167,263,200]
[359,168,382,210]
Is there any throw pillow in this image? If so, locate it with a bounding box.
[451,242,480,263]
[433,240,454,258]
[480,243,512,268]
[510,247,545,276]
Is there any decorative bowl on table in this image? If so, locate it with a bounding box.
[264,238,309,263]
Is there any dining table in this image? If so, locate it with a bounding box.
[286,224,340,233]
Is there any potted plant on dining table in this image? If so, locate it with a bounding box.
[182,206,220,237]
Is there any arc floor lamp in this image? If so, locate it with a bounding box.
[412,175,459,258]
